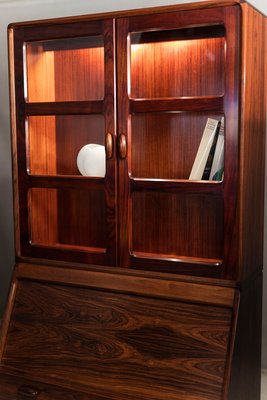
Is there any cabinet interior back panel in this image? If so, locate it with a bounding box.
[130,36,225,98]
[25,37,104,102]
[131,191,224,261]
[30,188,107,250]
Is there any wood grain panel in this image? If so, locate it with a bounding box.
[54,42,104,102]
[57,189,107,249]
[29,188,107,250]
[130,36,225,98]
[27,116,57,175]
[2,281,232,400]
[26,37,104,102]
[131,191,223,261]
[15,262,236,307]
[30,188,58,246]
[26,42,55,102]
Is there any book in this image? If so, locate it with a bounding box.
[201,120,221,180]
[209,117,224,181]
[189,118,221,180]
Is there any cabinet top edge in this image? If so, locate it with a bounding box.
[8,0,245,30]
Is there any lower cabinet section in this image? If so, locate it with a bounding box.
[0,264,237,400]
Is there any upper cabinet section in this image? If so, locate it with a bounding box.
[10,3,257,279]
[129,25,225,99]
[24,36,105,102]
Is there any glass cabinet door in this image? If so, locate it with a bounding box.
[117,6,240,276]
[12,19,116,266]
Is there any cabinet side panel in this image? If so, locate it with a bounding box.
[238,4,267,281]
[227,273,262,400]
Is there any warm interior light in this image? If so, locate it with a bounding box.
[130,37,225,98]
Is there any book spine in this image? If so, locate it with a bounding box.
[202,121,221,180]
[189,118,220,180]
[209,119,224,181]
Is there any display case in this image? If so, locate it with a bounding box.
[0,1,266,399]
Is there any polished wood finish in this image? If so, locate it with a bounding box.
[2,279,233,400]
[15,263,236,307]
[2,1,266,399]
[237,2,267,282]
[130,36,225,98]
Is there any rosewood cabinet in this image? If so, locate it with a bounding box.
[0,1,266,399]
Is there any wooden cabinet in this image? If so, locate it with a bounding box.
[0,1,266,399]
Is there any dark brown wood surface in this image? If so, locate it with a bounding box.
[14,262,236,307]
[2,280,232,400]
[237,3,267,282]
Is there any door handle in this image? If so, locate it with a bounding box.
[118,134,127,159]
[105,132,113,159]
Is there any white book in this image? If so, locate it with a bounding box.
[209,121,224,181]
[189,118,220,180]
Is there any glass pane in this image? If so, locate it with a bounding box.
[27,115,106,177]
[131,191,223,261]
[29,188,107,250]
[131,112,224,180]
[130,26,225,98]
[25,36,104,102]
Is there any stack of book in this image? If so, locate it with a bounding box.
[189,117,224,181]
